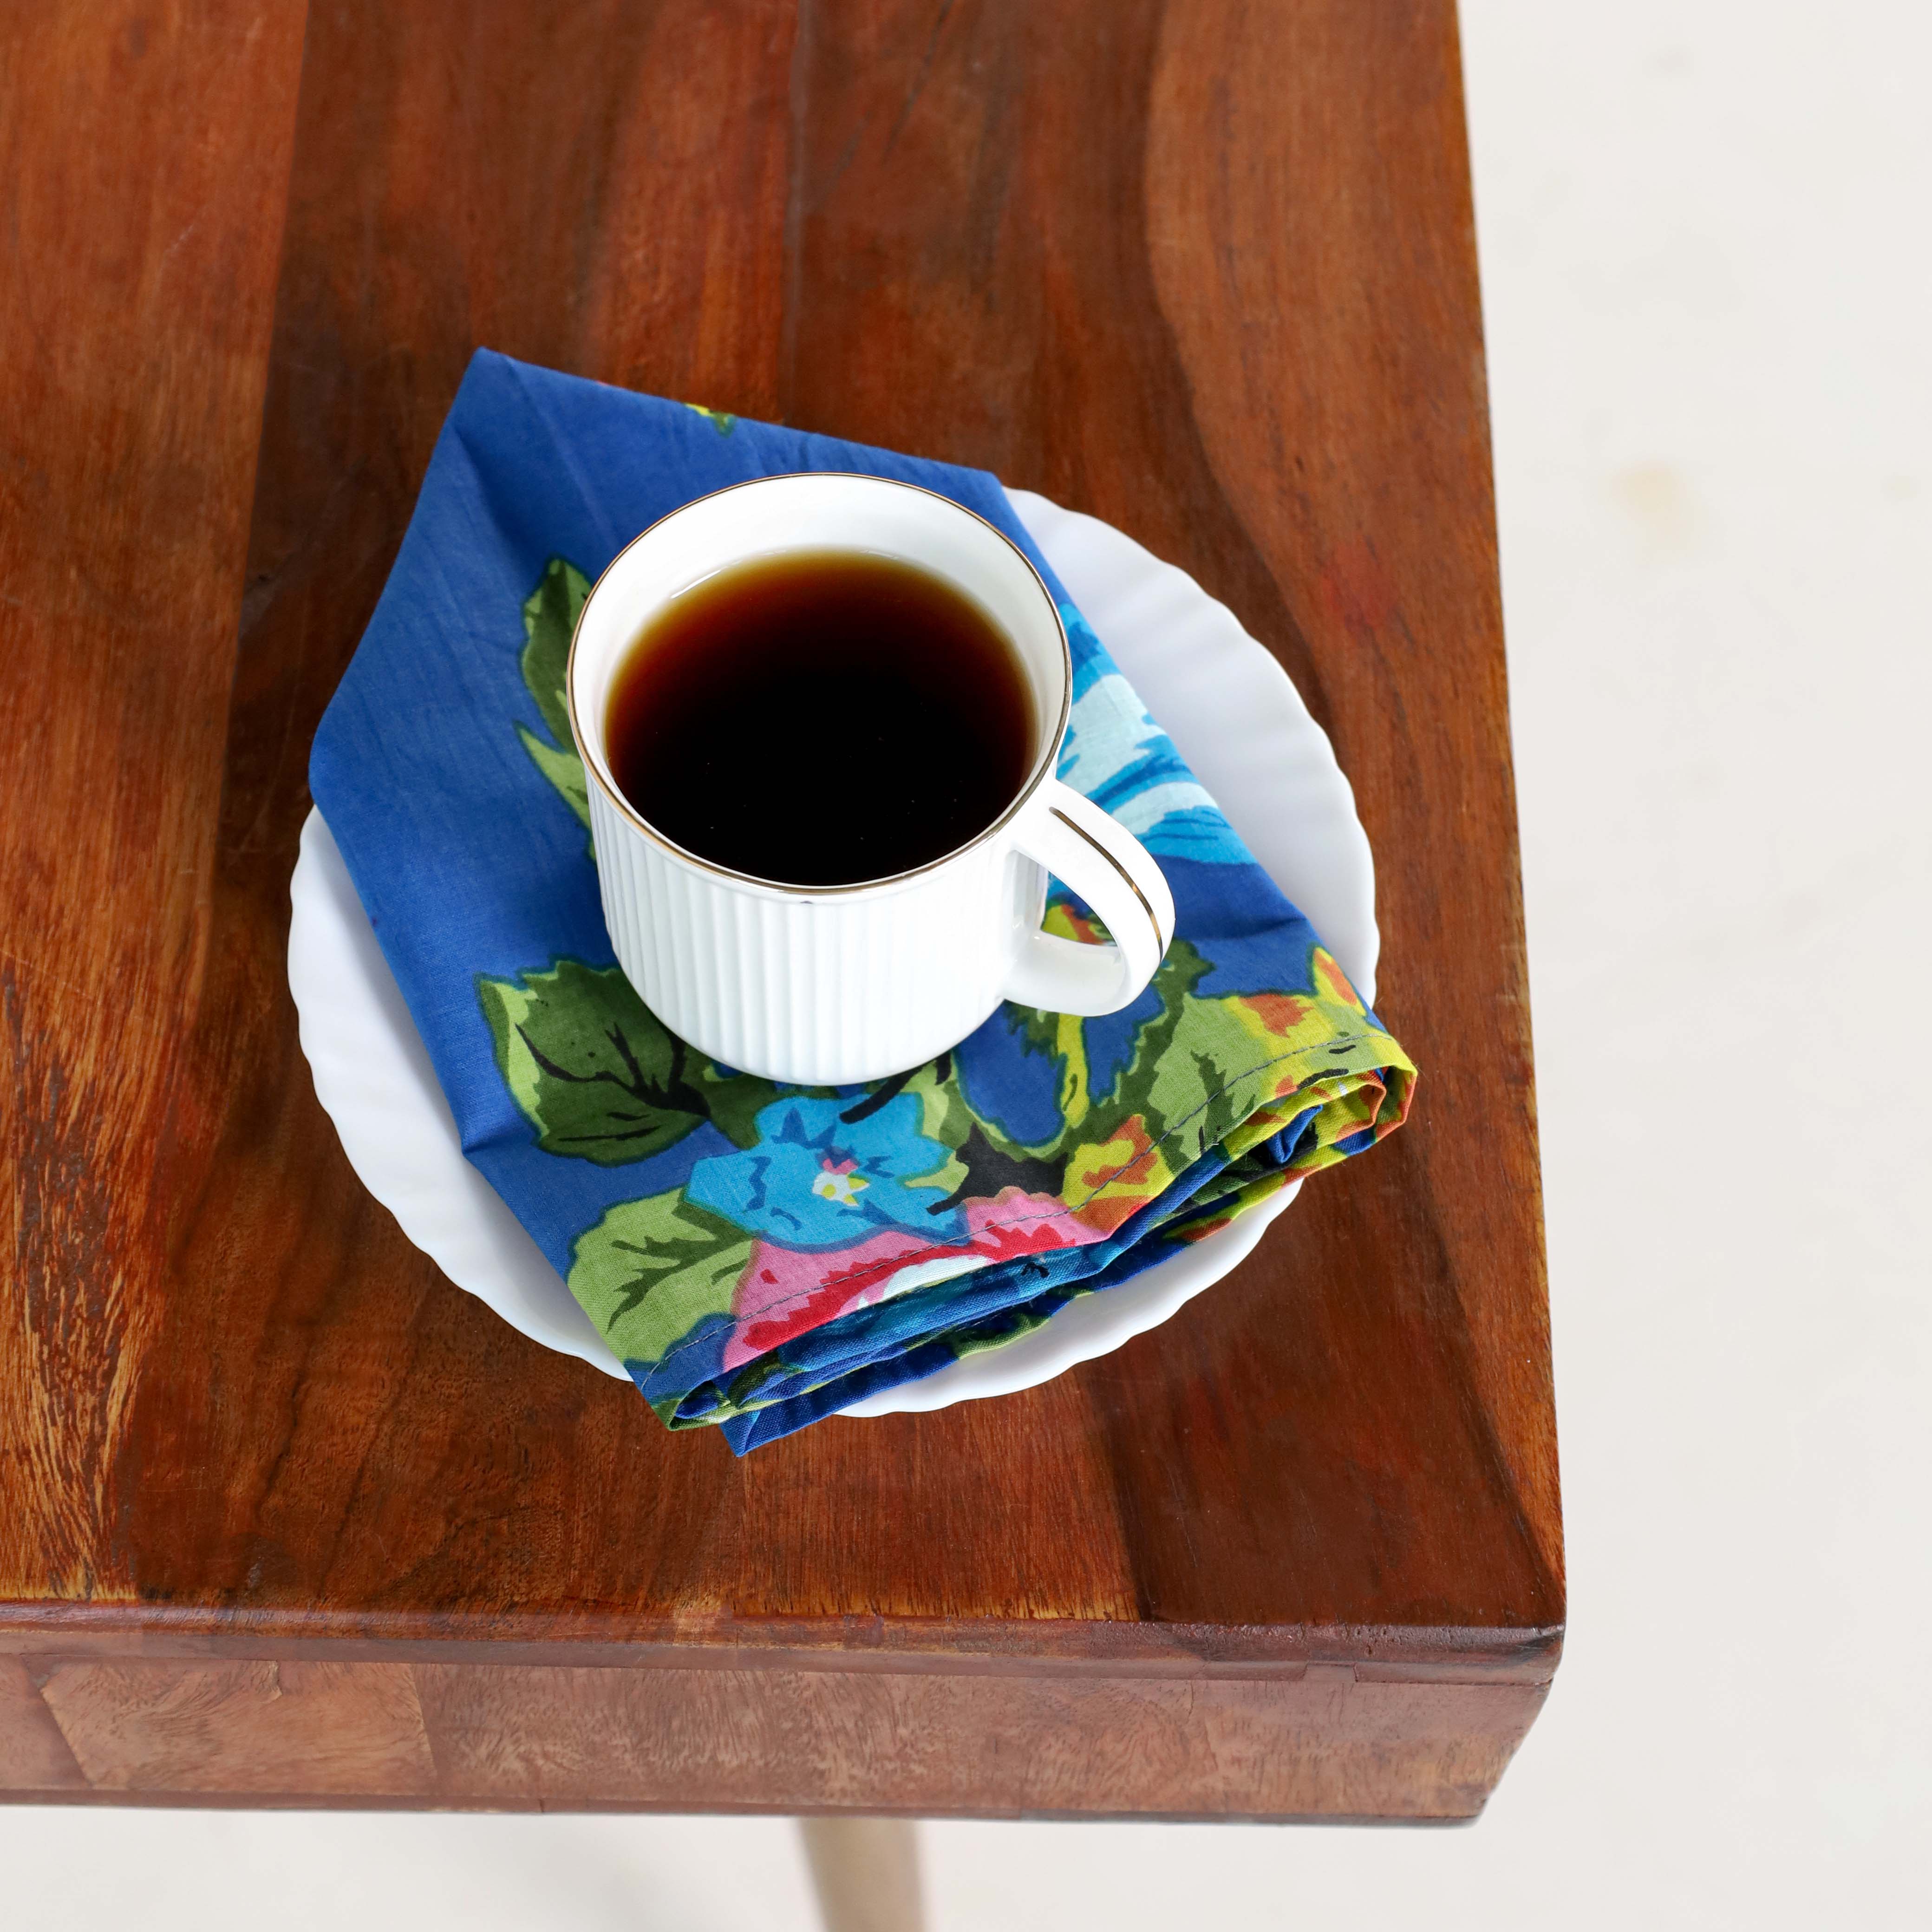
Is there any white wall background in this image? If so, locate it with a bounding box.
[7,2,1927,1924]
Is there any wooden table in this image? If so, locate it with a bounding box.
[0,1,1560,1822]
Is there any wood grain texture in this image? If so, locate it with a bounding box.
[0,2,307,1597]
[1144,1,1560,1585]
[2,1653,1547,1820]
[0,0,1561,1819]
[40,1661,435,1796]
[0,1656,86,1792]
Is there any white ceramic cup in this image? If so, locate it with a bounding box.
[566,472,1175,1086]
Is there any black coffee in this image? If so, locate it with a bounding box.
[604,548,1036,887]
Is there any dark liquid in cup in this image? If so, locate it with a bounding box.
[603,549,1037,887]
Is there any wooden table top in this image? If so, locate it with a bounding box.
[0,2,1560,1820]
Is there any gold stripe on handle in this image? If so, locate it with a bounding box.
[1047,806,1168,957]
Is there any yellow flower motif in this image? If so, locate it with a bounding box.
[1065,1114,1172,1236]
[810,1160,870,1208]
[1035,902,1107,1132]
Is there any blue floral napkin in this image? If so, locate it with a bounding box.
[310,350,1414,1450]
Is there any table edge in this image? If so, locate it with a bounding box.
[0,1602,1562,1682]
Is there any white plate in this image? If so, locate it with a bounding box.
[287,489,1378,1415]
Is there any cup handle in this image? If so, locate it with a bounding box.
[1001,778,1176,1015]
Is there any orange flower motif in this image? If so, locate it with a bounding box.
[1041,900,1109,947]
[1312,946,1364,1007]
[1235,946,1365,1041]
[1229,948,1376,1104]
[1238,991,1311,1038]
[1065,1114,1172,1237]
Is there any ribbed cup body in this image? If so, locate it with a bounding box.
[588,782,1046,1085]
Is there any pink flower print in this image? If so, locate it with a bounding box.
[727,1228,940,1364]
[723,1186,1100,1367]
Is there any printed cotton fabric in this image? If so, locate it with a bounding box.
[310,350,1416,1450]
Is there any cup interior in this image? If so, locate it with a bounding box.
[568,474,1070,859]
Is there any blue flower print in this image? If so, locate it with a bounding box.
[683,1094,963,1251]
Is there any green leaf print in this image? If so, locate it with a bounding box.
[990,937,1215,1161]
[516,724,589,828]
[1097,939,1216,1140]
[697,1059,790,1150]
[521,556,584,744]
[569,1189,753,1369]
[478,958,723,1164]
[518,557,592,829]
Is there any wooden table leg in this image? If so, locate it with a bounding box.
[798,1817,927,1932]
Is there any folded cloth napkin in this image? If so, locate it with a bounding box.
[310,349,1416,1450]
